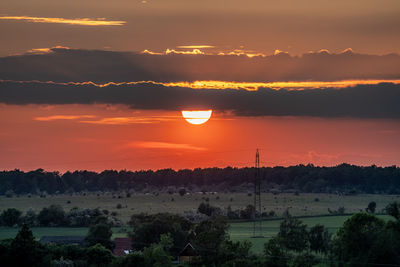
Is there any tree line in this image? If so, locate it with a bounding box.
[1,164,399,195]
[0,205,122,227]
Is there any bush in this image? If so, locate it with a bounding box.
[38,205,66,226]
[178,188,186,196]
[0,208,22,226]
[198,202,218,217]
[5,190,14,198]
[116,204,122,209]
[240,205,255,219]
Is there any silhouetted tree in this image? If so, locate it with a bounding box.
[366,201,377,213]
[38,204,66,226]
[85,219,114,250]
[0,208,22,226]
[308,224,331,255]
[278,216,308,253]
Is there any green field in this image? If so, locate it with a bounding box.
[1,193,398,223]
[0,227,130,240]
[229,215,393,253]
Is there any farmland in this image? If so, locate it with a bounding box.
[0,192,398,223]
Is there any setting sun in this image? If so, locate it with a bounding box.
[181,110,212,125]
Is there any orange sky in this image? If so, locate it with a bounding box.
[1,104,399,172]
[1,0,400,171]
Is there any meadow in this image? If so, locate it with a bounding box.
[228,214,393,253]
[0,192,398,223]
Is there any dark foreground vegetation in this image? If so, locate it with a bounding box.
[1,164,400,195]
[1,202,400,267]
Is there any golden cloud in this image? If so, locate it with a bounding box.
[177,45,215,49]
[128,141,207,151]
[79,116,177,125]
[0,16,126,26]
[4,79,400,92]
[34,115,95,121]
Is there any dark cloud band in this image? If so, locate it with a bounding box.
[0,80,399,118]
[1,48,400,82]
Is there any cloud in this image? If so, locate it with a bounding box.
[34,115,95,121]
[1,80,400,118]
[177,45,215,49]
[79,116,176,125]
[142,49,205,55]
[0,16,126,26]
[26,46,70,55]
[127,141,207,151]
[1,48,399,83]
[4,78,400,91]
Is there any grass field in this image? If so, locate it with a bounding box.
[0,193,398,223]
[0,227,130,240]
[228,214,393,253]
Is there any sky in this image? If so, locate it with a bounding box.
[0,0,400,171]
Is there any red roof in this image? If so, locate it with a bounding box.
[113,237,132,256]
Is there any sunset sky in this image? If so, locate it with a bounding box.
[1,0,400,171]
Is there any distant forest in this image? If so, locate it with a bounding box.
[1,164,399,195]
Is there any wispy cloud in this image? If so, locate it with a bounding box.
[34,115,95,121]
[0,16,126,26]
[79,116,177,125]
[142,48,205,55]
[128,141,207,151]
[177,45,215,49]
[27,46,70,54]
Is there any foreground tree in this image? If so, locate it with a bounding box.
[9,224,46,267]
[278,216,308,253]
[263,236,289,267]
[142,233,173,267]
[85,217,114,250]
[130,213,191,255]
[86,243,115,267]
[333,213,400,266]
[308,224,331,255]
[193,216,229,265]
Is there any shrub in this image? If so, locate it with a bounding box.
[5,190,14,198]
[38,205,66,226]
[178,188,186,196]
[0,208,22,226]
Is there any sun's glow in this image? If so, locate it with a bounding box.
[181,110,212,125]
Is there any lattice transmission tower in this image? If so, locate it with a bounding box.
[252,149,263,238]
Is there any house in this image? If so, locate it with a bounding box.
[113,237,132,256]
[39,236,86,246]
[178,242,197,264]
